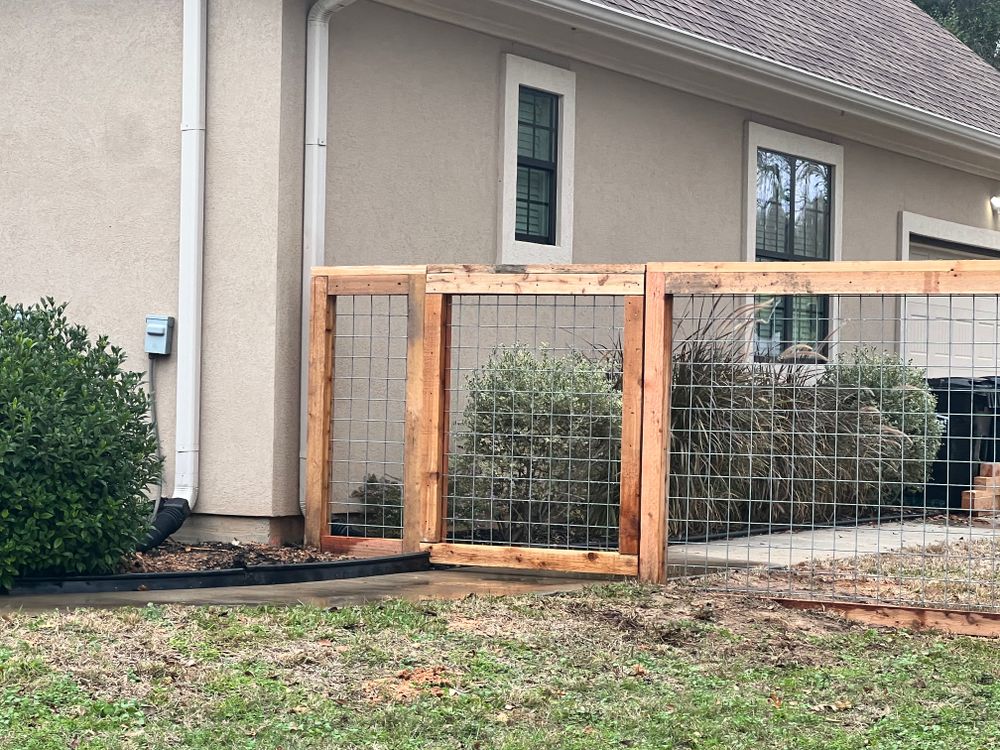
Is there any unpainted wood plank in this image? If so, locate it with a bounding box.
[773,598,1000,638]
[618,295,644,556]
[419,294,449,543]
[425,272,644,296]
[423,543,639,576]
[320,536,405,557]
[327,276,410,296]
[638,275,671,583]
[973,475,1000,489]
[304,276,334,548]
[647,260,1000,295]
[438,297,453,542]
[312,265,426,277]
[402,274,426,552]
[427,263,646,275]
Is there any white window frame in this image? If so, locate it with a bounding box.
[744,122,844,360]
[498,54,576,265]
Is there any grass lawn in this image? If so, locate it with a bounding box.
[2,584,1000,749]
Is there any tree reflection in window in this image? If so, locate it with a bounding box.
[754,148,832,360]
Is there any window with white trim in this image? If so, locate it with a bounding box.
[745,123,843,360]
[499,55,575,264]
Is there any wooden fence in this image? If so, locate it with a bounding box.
[305,261,1000,584]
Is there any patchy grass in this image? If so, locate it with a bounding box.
[2,585,1000,748]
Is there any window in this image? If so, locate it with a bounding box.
[744,124,843,360]
[516,88,558,245]
[499,55,575,264]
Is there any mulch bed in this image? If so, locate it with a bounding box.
[124,541,349,574]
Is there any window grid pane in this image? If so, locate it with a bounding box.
[516,87,558,245]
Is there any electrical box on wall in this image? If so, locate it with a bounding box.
[144,314,175,356]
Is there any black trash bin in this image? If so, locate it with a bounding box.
[925,377,995,509]
[975,376,1000,465]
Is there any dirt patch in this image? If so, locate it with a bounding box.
[124,540,349,573]
[362,666,460,704]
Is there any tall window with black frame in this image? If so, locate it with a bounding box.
[753,148,833,360]
[515,87,558,245]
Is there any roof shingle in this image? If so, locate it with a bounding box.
[592,0,1000,138]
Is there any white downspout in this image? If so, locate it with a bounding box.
[173,0,208,510]
[299,0,358,511]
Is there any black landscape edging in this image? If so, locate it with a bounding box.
[6,552,431,596]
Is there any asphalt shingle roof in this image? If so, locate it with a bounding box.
[591,0,1000,138]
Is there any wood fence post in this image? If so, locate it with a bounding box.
[618,295,645,556]
[402,274,426,551]
[418,293,451,543]
[304,274,334,549]
[638,273,672,582]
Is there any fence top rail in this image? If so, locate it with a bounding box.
[647,260,1000,295]
[427,263,646,274]
[312,265,427,277]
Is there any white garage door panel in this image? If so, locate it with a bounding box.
[904,245,1000,377]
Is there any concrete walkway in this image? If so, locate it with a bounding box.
[0,567,594,613]
[669,519,1000,573]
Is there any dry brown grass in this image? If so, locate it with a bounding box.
[730,536,1000,610]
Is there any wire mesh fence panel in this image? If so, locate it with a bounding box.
[444,294,627,550]
[669,293,1000,611]
[329,295,408,540]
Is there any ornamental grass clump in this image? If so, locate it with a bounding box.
[449,344,622,547]
[669,300,932,538]
[0,298,160,588]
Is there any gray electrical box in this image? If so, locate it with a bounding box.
[144,314,175,356]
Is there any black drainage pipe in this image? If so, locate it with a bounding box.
[137,498,192,552]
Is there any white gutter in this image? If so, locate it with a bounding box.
[519,0,1000,156]
[299,0,359,511]
[173,0,208,510]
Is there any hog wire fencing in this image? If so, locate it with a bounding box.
[306,262,1000,622]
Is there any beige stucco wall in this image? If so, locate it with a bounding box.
[3,0,999,537]
[1,0,182,495]
[325,2,999,269]
[1,0,310,539]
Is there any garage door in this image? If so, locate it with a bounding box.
[904,244,999,377]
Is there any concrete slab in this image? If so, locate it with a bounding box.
[670,520,1000,572]
[0,567,593,613]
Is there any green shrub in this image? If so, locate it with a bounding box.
[0,298,160,587]
[344,474,402,538]
[818,347,942,491]
[449,345,622,546]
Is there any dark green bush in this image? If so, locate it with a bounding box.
[449,345,622,546]
[0,298,160,587]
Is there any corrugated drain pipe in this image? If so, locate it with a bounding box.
[140,0,207,550]
[298,0,359,513]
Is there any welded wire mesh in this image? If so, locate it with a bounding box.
[444,295,626,550]
[329,295,407,539]
[672,293,1000,611]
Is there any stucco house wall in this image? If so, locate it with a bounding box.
[324,1,998,271]
[2,0,998,539]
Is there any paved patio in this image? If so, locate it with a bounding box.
[668,519,1000,573]
[0,567,596,613]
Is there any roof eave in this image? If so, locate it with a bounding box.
[524,0,1000,157]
